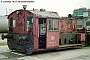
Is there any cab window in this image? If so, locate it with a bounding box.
[26,16,33,29]
[49,20,53,30]
[10,17,16,28]
[48,19,59,31]
[54,20,59,30]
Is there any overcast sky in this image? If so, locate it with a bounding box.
[0,0,90,17]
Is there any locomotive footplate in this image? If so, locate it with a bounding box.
[58,44,82,49]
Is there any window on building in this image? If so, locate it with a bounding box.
[77,25,82,28]
[86,21,90,26]
[48,19,59,31]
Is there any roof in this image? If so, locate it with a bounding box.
[8,9,60,19]
[28,10,60,18]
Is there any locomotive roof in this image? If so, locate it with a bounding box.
[8,9,60,19]
[28,10,60,18]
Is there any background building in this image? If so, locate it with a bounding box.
[73,7,87,17]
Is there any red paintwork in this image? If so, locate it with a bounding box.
[82,27,86,33]
[33,18,38,51]
[8,10,34,34]
[78,34,81,40]
[46,32,59,49]
[81,34,85,41]
[60,19,76,33]
[8,10,39,51]
[46,19,59,50]
[78,33,85,41]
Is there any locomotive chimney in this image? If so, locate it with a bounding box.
[23,5,27,10]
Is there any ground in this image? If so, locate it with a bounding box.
[14,47,90,60]
[0,44,90,60]
[0,34,90,60]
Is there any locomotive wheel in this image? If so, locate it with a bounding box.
[25,36,34,55]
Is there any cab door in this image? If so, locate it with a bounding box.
[46,19,59,50]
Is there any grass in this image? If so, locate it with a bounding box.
[0,42,7,46]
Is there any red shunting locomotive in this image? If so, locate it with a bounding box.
[2,5,85,55]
